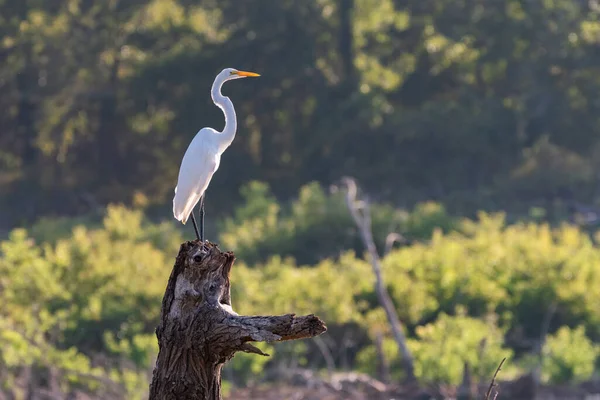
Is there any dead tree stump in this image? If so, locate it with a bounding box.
[148,241,327,400]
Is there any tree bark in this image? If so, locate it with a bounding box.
[148,241,327,400]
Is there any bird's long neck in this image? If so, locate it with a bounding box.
[211,76,237,151]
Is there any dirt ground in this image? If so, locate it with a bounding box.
[227,384,600,400]
[225,371,600,400]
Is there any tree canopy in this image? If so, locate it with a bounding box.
[2,0,600,227]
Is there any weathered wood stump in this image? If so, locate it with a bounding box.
[148,241,327,400]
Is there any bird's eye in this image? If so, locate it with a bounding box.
[229,70,236,75]
[193,255,202,263]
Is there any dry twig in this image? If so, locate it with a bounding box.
[484,358,506,400]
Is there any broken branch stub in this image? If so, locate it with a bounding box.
[148,241,327,400]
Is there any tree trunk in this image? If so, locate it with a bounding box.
[341,177,416,382]
[148,241,327,400]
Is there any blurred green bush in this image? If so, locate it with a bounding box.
[356,310,512,385]
[1,183,599,397]
[219,181,458,265]
[542,326,598,384]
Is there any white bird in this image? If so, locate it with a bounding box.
[173,68,260,241]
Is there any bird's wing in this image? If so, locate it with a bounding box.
[173,130,219,224]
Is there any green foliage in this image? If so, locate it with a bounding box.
[230,252,371,325]
[29,215,100,244]
[224,343,274,386]
[408,311,512,385]
[4,191,600,395]
[220,181,457,265]
[3,4,600,394]
[541,326,598,384]
[402,201,457,240]
[2,0,600,228]
[0,206,174,397]
[504,136,595,201]
[356,310,513,385]
[355,336,404,381]
[382,213,600,339]
[224,194,600,385]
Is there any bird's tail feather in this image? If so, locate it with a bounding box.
[173,189,202,225]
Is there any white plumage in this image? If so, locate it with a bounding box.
[172,128,220,223]
[172,68,260,239]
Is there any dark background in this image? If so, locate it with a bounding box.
[2,0,599,229]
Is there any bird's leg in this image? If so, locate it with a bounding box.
[190,211,201,242]
[199,195,205,242]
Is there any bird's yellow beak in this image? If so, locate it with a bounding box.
[234,70,260,77]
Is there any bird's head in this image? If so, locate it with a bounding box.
[219,68,260,81]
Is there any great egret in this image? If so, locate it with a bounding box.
[173,68,260,241]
